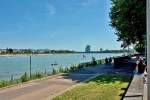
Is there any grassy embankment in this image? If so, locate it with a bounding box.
[0,57,105,88]
[52,74,132,100]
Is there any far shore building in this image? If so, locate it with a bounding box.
[13,49,22,54]
[0,49,7,54]
[85,45,91,53]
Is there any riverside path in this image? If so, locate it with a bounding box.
[0,64,133,100]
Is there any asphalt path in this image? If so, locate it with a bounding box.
[0,64,133,100]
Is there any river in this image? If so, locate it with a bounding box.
[0,53,124,80]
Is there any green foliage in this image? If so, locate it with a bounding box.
[96,59,105,65]
[6,48,13,54]
[14,79,21,84]
[20,72,30,82]
[96,60,102,64]
[35,72,43,78]
[58,67,64,73]
[10,75,14,82]
[85,62,91,67]
[69,65,76,72]
[109,0,146,50]
[22,49,33,54]
[134,42,145,54]
[9,75,14,84]
[44,69,47,75]
[91,57,97,65]
[47,72,52,76]
[0,80,9,87]
[64,67,69,73]
[52,68,57,75]
[77,64,84,69]
[30,71,49,79]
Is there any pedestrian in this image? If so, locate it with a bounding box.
[109,57,112,64]
[138,59,146,74]
[135,55,140,73]
[105,57,108,64]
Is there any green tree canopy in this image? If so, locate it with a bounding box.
[109,0,146,50]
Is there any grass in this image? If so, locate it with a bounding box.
[52,74,132,100]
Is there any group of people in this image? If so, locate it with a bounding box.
[135,56,147,74]
[135,55,147,83]
[105,57,112,64]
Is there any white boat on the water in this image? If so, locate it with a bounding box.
[51,61,58,66]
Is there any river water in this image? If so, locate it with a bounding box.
[0,53,124,80]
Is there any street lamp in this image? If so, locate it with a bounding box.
[30,55,32,78]
[145,35,147,59]
[147,0,150,99]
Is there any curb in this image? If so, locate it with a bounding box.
[123,73,144,100]
[143,79,147,100]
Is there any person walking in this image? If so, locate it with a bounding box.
[105,57,108,64]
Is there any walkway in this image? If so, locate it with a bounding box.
[0,64,133,100]
[123,74,145,100]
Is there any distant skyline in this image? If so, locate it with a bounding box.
[0,0,121,51]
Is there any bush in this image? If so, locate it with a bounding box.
[64,67,69,73]
[77,64,84,69]
[47,72,52,76]
[20,72,30,82]
[44,69,47,75]
[52,68,57,75]
[35,72,43,78]
[59,67,64,73]
[69,66,74,72]
[0,80,9,87]
[85,62,90,67]
[69,65,78,72]
[13,79,21,84]
[97,60,102,64]
[10,75,14,84]
[91,57,97,65]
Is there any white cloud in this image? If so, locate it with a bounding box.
[46,4,56,15]
[81,1,90,7]
[80,0,100,8]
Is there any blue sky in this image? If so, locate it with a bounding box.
[0,0,121,51]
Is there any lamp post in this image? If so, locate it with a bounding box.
[30,55,32,78]
[147,0,150,99]
[144,35,147,59]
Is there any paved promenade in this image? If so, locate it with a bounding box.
[123,74,145,100]
[0,64,133,100]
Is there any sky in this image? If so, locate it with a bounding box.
[0,0,121,51]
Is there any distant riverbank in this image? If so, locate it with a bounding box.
[0,54,32,57]
[0,52,127,57]
[0,53,76,57]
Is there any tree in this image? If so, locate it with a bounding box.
[100,48,103,52]
[109,0,146,53]
[6,48,13,54]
